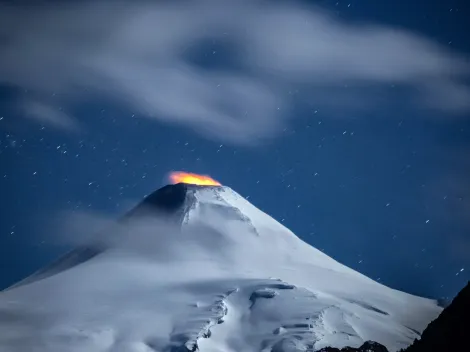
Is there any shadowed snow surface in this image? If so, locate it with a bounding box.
[0,185,441,352]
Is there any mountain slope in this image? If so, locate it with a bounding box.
[0,184,441,352]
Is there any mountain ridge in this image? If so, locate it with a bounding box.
[401,281,469,352]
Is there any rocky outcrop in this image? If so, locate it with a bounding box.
[317,341,388,352]
[402,281,469,352]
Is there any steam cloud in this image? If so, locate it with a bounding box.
[45,207,239,263]
[1,0,469,143]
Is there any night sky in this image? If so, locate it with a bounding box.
[1,0,469,303]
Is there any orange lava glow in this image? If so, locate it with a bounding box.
[168,171,221,186]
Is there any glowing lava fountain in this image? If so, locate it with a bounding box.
[168,171,221,186]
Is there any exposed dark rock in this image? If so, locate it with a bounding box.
[268,283,296,290]
[402,281,469,352]
[249,288,278,308]
[346,300,389,316]
[317,340,388,352]
[202,329,211,338]
[128,183,189,214]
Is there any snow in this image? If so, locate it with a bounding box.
[0,185,441,352]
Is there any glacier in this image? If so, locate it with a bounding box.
[0,184,442,352]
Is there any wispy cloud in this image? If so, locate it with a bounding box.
[1,0,469,143]
[44,206,236,263]
[22,101,79,132]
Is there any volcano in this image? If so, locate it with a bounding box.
[0,184,441,352]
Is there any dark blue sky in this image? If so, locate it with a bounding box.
[1,0,469,301]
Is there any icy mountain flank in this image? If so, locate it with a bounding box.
[0,184,441,352]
